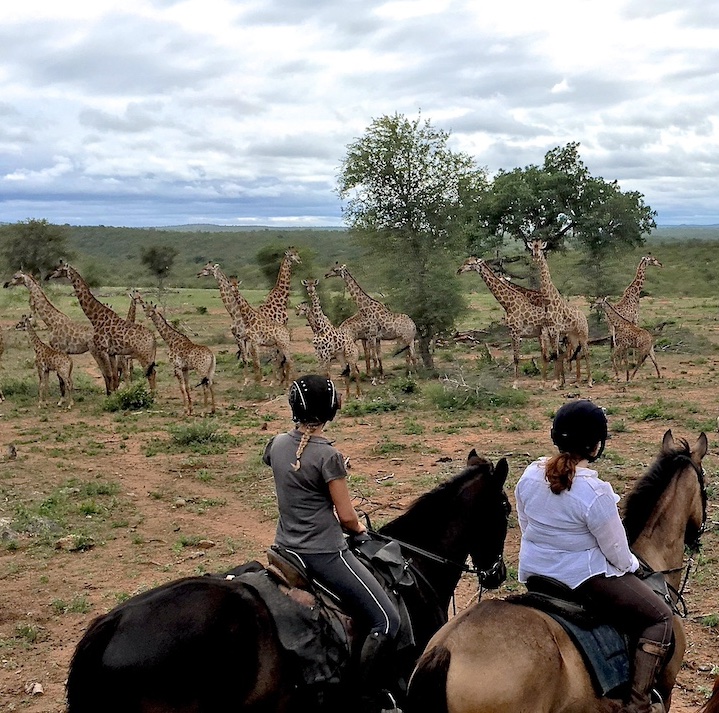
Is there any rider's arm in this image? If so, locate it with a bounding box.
[586,491,640,573]
[328,477,367,535]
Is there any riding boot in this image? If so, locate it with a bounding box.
[357,631,400,713]
[624,639,671,713]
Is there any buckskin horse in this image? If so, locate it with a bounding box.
[66,450,510,713]
[407,430,708,713]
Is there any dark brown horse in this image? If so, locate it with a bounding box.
[66,450,510,713]
[407,430,708,713]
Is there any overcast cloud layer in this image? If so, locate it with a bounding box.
[1,0,717,228]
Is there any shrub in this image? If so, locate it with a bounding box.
[104,382,154,412]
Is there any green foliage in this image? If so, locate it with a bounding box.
[103,382,155,412]
[0,219,71,279]
[169,420,233,447]
[338,113,487,367]
[425,371,529,411]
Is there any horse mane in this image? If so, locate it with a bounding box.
[380,456,496,537]
[622,438,706,548]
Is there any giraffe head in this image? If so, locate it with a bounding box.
[197,262,222,279]
[295,302,311,319]
[302,278,319,295]
[457,257,482,275]
[285,246,302,265]
[46,261,73,282]
[3,270,27,289]
[641,255,663,269]
[15,314,32,331]
[324,262,347,280]
[528,240,548,259]
[129,289,145,306]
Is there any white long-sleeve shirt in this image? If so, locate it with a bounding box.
[515,458,640,588]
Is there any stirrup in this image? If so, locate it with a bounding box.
[379,690,402,713]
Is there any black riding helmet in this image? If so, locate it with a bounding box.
[289,375,340,425]
[551,400,608,463]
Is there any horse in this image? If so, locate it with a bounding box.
[66,449,511,713]
[407,429,708,713]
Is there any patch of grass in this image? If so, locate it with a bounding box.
[104,382,155,412]
[342,396,404,416]
[700,613,719,628]
[372,438,407,456]
[426,374,528,411]
[144,420,237,455]
[51,595,92,615]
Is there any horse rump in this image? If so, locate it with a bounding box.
[405,645,451,713]
[66,577,282,713]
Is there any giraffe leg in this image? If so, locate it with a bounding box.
[38,367,48,406]
[649,347,661,378]
[66,367,74,409]
[510,333,521,389]
[90,348,114,395]
[183,370,193,416]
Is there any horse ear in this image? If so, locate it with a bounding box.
[693,432,708,463]
[466,448,480,466]
[494,458,509,487]
[662,429,674,452]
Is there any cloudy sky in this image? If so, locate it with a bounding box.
[1,0,717,228]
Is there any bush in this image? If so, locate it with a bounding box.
[104,382,154,412]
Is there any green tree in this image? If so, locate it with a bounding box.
[140,245,178,299]
[470,142,656,295]
[0,218,71,278]
[337,113,488,369]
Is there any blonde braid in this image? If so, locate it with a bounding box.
[292,424,322,471]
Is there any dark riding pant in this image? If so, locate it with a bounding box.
[576,572,673,646]
[284,547,401,638]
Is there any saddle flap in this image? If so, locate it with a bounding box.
[267,546,310,589]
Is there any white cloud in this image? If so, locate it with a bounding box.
[0,0,717,227]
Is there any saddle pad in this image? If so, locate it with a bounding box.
[547,612,630,697]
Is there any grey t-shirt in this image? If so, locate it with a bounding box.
[263,430,348,553]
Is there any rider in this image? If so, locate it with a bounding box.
[263,374,401,712]
[515,399,673,713]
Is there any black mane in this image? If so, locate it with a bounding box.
[622,438,706,547]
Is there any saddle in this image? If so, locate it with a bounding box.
[220,536,419,696]
[507,574,675,699]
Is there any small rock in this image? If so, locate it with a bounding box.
[24,682,44,696]
[196,539,216,549]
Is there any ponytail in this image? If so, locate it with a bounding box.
[545,452,583,494]
[292,424,322,471]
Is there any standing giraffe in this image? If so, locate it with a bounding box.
[527,240,592,388]
[15,315,74,408]
[46,262,157,392]
[198,263,293,385]
[298,279,361,398]
[132,292,216,416]
[614,255,663,324]
[457,257,552,388]
[3,270,114,394]
[258,247,301,326]
[117,291,140,385]
[324,262,417,376]
[593,297,661,381]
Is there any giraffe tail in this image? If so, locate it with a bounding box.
[393,344,410,356]
[340,364,350,377]
[145,362,156,379]
[195,377,210,388]
[568,344,582,362]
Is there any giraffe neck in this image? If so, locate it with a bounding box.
[20,274,67,328]
[127,299,137,323]
[341,269,379,311]
[211,268,245,322]
[228,280,260,327]
[306,290,333,332]
[265,254,293,310]
[475,262,526,310]
[65,266,117,325]
[144,306,185,348]
[619,260,647,307]
[24,324,44,351]
[535,252,562,302]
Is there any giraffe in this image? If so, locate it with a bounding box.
[324,262,417,376]
[15,315,74,408]
[593,297,661,381]
[614,255,663,325]
[117,291,140,385]
[132,292,216,416]
[527,240,592,388]
[197,263,293,385]
[46,261,157,392]
[258,246,301,326]
[338,312,379,376]
[298,279,361,398]
[457,257,552,388]
[3,270,115,394]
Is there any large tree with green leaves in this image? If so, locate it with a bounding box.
[0,218,71,278]
[337,113,489,369]
[470,142,656,295]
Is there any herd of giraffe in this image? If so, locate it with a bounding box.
[458,240,663,387]
[0,247,419,413]
[0,241,663,412]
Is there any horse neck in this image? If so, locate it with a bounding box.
[630,472,699,592]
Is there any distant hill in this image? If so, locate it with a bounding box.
[155,224,346,233]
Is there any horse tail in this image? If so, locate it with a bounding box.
[405,645,451,713]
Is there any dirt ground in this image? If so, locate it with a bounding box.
[1,301,719,712]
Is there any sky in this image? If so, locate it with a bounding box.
[1,0,718,228]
